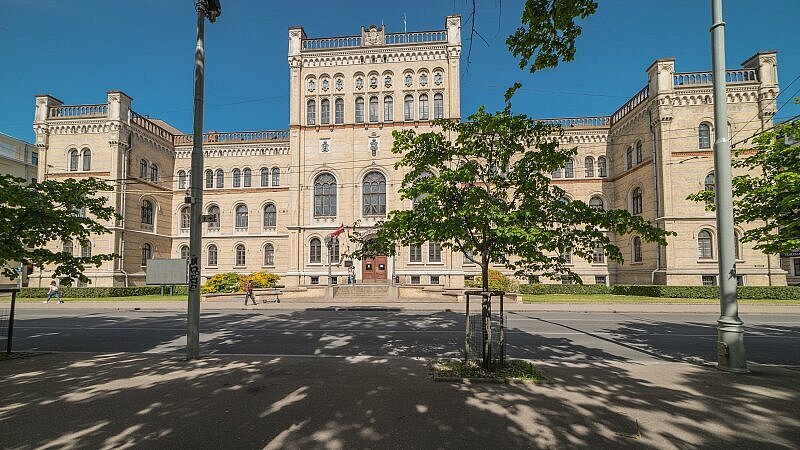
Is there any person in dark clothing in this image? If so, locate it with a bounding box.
[244,280,256,305]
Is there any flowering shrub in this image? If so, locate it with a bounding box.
[201,271,281,293]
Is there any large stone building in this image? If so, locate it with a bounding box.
[0,131,38,286]
[29,16,788,288]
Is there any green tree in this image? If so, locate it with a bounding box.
[351,107,671,368]
[0,175,119,284]
[689,121,800,254]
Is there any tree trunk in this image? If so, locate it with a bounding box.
[481,262,492,370]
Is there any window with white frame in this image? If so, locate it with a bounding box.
[320,98,330,125]
[369,96,379,122]
[384,96,393,121]
[362,171,386,216]
[235,244,246,266]
[215,169,224,188]
[404,95,414,121]
[419,94,429,120]
[207,244,218,266]
[433,93,444,119]
[698,230,713,259]
[263,203,276,228]
[235,205,248,229]
[260,167,269,187]
[310,238,321,263]
[428,241,442,263]
[233,168,241,188]
[243,168,251,187]
[699,123,711,149]
[264,243,275,266]
[584,156,595,177]
[314,173,337,217]
[69,149,79,171]
[409,244,422,263]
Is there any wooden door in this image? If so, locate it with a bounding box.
[361,256,387,284]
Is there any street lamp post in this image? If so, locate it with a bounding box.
[187,0,220,361]
[710,0,747,372]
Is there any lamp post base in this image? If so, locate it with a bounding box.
[716,317,748,373]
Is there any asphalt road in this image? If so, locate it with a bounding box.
[6,308,800,365]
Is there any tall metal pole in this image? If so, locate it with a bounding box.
[710,0,747,372]
[187,1,207,360]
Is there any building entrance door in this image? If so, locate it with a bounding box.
[361,256,387,284]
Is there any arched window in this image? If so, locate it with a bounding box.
[205,169,214,188]
[335,98,344,124]
[314,173,337,217]
[362,171,387,216]
[235,204,248,229]
[369,96,379,122]
[207,205,220,230]
[243,168,251,187]
[260,167,269,187]
[433,93,444,119]
[705,172,715,192]
[150,164,159,183]
[80,241,92,258]
[698,230,713,259]
[329,237,340,263]
[310,238,322,263]
[320,98,330,125]
[551,167,561,178]
[632,237,642,262]
[235,244,246,267]
[69,149,79,171]
[178,170,187,190]
[62,240,73,255]
[180,206,190,230]
[593,246,605,264]
[215,169,224,188]
[635,140,643,164]
[140,159,149,178]
[626,147,633,169]
[419,73,428,86]
[141,243,151,267]
[419,94,429,120]
[307,99,316,125]
[589,196,604,210]
[631,187,643,215]
[232,168,241,188]
[271,167,280,187]
[584,157,595,177]
[355,97,365,123]
[404,94,414,121]
[383,96,393,121]
[564,159,574,178]
[141,200,154,225]
[81,149,91,171]
[699,123,711,149]
[263,203,276,228]
[597,156,608,177]
[207,244,218,266]
[264,243,275,266]
[180,245,189,260]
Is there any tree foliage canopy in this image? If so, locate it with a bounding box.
[689,121,800,254]
[351,107,671,289]
[0,175,119,283]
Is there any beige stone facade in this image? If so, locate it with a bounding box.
[28,16,787,288]
[0,131,38,286]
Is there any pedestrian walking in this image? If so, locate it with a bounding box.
[44,280,63,304]
[348,265,355,285]
[244,279,256,305]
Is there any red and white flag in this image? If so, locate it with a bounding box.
[330,223,345,238]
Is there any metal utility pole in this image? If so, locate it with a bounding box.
[187,0,221,361]
[710,0,747,372]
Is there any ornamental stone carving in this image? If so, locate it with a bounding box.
[362,25,384,46]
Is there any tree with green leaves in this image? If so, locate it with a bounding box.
[0,175,119,284]
[351,107,671,368]
[689,120,800,255]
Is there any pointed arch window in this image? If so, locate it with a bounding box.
[205,169,214,188]
[369,96,379,122]
[564,159,574,178]
[150,164,159,183]
[626,147,633,169]
[404,95,414,121]
[263,203,277,228]
[271,167,280,187]
[69,149,79,171]
[140,159,149,178]
[419,94,429,120]
[178,170,187,190]
[260,167,269,187]
[81,149,91,171]
[597,156,608,177]
[215,169,224,188]
[232,168,241,188]
[314,173,337,217]
[383,96,393,121]
[631,187,643,215]
[335,98,344,124]
[632,237,642,262]
[264,243,275,266]
[705,172,715,192]
[363,171,387,216]
[243,168,251,187]
[584,156,595,177]
[635,140,643,164]
[207,244,218,266]
[235,244,246,267]
[180,206,190,230]
[307,99,316,125]
[235,205,249,229]
[433,93,444,119]
[310,238,322,263]
[140,243,151,266]
[355,97,365,123]
[699,123,711,149]
[180,245,190,260]
[207,205,220,231]
[698,230,713,259]
[320,98,330,125]
[141,200,154,225]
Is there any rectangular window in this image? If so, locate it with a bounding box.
[794,258,800,276]
[428,242,442,263]
[736,275,745,286]
[330,276,338,285]
[561,276,573,285]
[310,276,319,285]
[595,275,607,285]
[410,275,421,285]
[409,245,422,263]
[592,247,605,264]
[430,275,440,285]
[31,151,38,165]
[702,275,717,286]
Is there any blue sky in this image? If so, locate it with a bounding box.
[2,0,799,142]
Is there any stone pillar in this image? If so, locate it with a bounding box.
[107,90,132,123]
[33,94,62,182]
[742,51,779,129]
[288,26,305,127]
[445,15,461,120]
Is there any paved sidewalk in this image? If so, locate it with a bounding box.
[0,352,797,449]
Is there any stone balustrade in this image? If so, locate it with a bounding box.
[130,111,175,142]
[47,104,108,119]
[610,85,650,126]
[384,30,447,45]
[673,69,759,86]
[302,35,362,50]
[538,116,610,129]
[174,130,290,145]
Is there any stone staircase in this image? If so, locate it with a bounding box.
[333,284,390,301]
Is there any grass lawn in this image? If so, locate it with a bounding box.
[2,294,186,302]
[523,294,799,305]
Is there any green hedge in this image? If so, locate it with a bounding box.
[18,286,188,298]
[519,284,800,300]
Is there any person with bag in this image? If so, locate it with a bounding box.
[243,279,256,306]
[44,280,63,304]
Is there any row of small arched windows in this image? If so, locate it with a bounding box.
[178,203,278,230]
[185,167,280,190]
[68,148,91,171]
[307,93,444,125]
[552,156,608,179]
[139,159,159,183]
